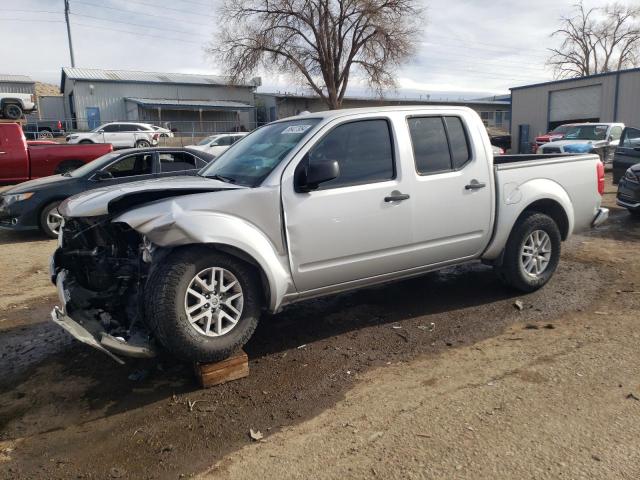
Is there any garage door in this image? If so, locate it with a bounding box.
[549,85,602,122]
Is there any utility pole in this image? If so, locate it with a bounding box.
[64,0,76,67]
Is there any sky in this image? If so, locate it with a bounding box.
[0,0,630,99]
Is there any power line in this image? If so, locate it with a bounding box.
[72,21,202,44]
[112,0,217,18]
[0,17,64,23]
[71,12,194,36]
[73,0,212,27]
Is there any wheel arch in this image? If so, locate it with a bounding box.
[482,178,574,261]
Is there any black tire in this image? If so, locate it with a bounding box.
[145,247,262,363]
[39,201,63,239]
[54,160,84,174]
[629,208,640,218]
[136,140,151,148]
[3,103,23,120]
[79,139,93,144]
[495,212,561,293]
[38,129,54,139]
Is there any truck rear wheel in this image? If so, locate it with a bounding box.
[2,103,22,120]
[145,247,262,363]
[495,212,561,292]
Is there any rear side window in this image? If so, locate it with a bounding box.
[159,152,198,172]
[408,116,472,174]
[307,119,394,189]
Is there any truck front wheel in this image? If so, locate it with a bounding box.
[145,247,262,363]
[495,212,561,293]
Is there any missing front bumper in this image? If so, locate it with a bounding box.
[51,269,156,364]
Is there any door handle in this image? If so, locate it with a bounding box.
[465,180,486,190]
[384,191,410,202]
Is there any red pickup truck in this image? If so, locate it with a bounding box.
[0,123,112,186]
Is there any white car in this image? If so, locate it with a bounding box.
[66,122,160,148]
[188,133,248,157]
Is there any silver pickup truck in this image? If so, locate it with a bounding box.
[49,107,608,363]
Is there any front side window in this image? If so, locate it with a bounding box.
[101,124,119,133]
[159,152,198,172]
[621,128,640,148]
[564,125,608,140]
[408,116,471,175]
[306,119,394,190]
[200,118,321,186]
[610,126,623,141]
[105,153,153,178]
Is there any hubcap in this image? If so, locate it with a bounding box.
[184,267,243,337]
[520,230,552,277]
[46,208,63,235]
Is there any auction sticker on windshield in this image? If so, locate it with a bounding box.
[281,125,313,134]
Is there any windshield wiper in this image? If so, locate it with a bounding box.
[206,173,236,184]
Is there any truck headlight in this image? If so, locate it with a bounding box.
[2,192,35,205]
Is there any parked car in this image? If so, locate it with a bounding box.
[616,162,640,217]
[23,120,66,140]
[534,124,575,152]
[537,123,624,163]
[66,122,160,148]
[0,92,37,119]
[0,147,214,237]
[612,127,640,184]
[49,107,608,364]
[0,123,112,186]
[188,133,248,157]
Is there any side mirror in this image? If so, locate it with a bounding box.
[93,170,113,181]
[298,160,340,192]
[170,128,178,133]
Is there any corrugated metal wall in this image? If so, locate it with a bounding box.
[510,71,640,152]
[66,80,255,130]
[0,82,35,94]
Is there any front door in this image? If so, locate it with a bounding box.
[404,115,493,266]
[86,107,100,130]
[613,127,640,183]
[282,118,413,292]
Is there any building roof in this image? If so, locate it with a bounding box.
[257,92,510,106]
[61,67,259,90]
[0,74,34,84]
[126,98,255,111]
[510,66,640,91]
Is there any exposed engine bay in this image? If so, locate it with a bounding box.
[51,216,162,362]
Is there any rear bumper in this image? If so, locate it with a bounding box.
[592,207,609,227]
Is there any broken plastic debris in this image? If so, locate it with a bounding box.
[514,300,524,310]
[417,323,436,332]
[249,428,264,441]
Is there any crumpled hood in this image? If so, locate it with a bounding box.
[59,175,243,218]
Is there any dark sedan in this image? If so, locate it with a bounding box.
[0,147,215,237]
[616,163,640,217]
[613,127,640,184]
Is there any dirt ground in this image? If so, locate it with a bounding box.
[0,176,638,479]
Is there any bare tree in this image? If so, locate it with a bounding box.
[548,2,640,79]
[208,0,423,109]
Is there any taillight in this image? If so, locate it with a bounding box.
[153,133,159,140]
[597,161,605,195]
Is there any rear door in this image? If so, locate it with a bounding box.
[99,124,122,146]
[281,117,413,292]
[613,127,640,183]
[405,115,493,266]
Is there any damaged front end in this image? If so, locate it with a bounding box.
[50,216,158,363]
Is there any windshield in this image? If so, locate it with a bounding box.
[551,125,571,134]
[564,125,608,141]
[67,152,120,177]
[199,118,321,186]
[198,135,219,146]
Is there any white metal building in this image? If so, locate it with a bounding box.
[511,67,640,153]
[61,68,260,132]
